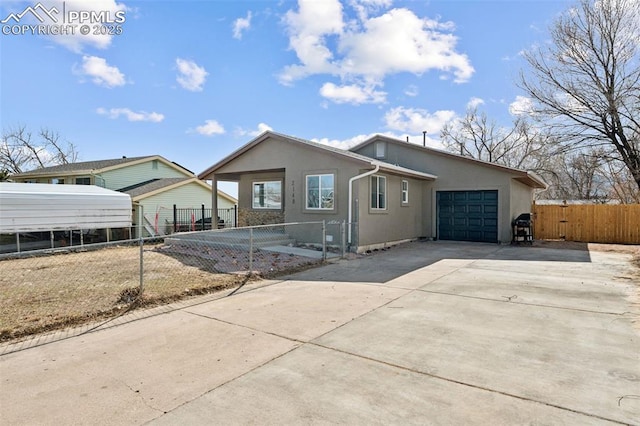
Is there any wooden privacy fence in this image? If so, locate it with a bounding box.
[532,203,640,244]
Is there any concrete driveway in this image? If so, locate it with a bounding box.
[1,241,638,425]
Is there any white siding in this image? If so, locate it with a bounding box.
[137,183,235,235]
[99,160,190,190]
[217,193,236,209]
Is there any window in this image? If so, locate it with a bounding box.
[252,181,282,209]
[152,160,158,170]
[401,180,409,204]
[370,175,386,210]
[374,141,386,159]
[75,177,91,185]
[51,178,64,184]
[306,174,334,210]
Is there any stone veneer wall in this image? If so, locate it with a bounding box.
[238,208,285,226]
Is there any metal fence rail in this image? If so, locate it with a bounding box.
[173,205,238,232]
[0,221,346,348]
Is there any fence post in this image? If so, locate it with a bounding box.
[201,204,206,231]
[248,227,254,275]
[16,233,20,253]
[322,220,327,261]
[173,204,178,233]
[234,205,238,228]
[139,237,144,296]
[341,220,346,258]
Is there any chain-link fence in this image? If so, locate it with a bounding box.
[0,221,347,347]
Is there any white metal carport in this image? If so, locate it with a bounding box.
[0,183,132,232]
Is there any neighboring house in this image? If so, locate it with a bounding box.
[119,177,236,235]
[198,131,546,252]
[11,155,237,237]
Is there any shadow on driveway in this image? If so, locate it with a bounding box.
[280,240,592,283]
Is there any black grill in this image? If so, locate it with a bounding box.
[512,213,533,244]
[513,213,532,227]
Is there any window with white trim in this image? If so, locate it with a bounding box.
[401,180,409,204]
[374,141,386,159]
[76,177,91,185]
[252,181,282,209]
[306,174,334,210]
[370,175,386,210]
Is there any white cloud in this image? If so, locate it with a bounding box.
[96,107,164,122]
[193,119,225,136]
[28,0,128,52]
[280,0,344,85]
[384,106,456,134]
[233,11,252,39]
[176,58,208,92]
[338,9,473,82]
[235,123,273,137]
[312,130,445,150]
[404,85,419,97]
[76,56,125,87]
[467,97,485,109]
[319,82,386,104]
[312,133,375,149]
[350,0,393,21]
[509,95,534,115]
[279,1,474,103]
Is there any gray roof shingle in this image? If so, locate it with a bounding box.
[119,178,191,198]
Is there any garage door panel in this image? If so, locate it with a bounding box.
[437,190,498,243]
[467,218,482,227]
[467,192,483,201]
[483,191,498,201]
[484,205,497,214]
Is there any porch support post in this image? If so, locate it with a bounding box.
[211,175,218,228]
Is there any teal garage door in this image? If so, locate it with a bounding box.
[437,190,498,243]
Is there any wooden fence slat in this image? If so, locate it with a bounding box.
[532,203,640,244]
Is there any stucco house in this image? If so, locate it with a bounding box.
[199,131,545,252]
[11,155,237,237]
[350,135,546,245]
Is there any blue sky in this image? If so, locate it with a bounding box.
[1,0,572,195]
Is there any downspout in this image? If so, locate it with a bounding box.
[348,164,380,246]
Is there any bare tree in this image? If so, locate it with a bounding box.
[520,0,640,191]
[601,161,640,203]
[440,107,553,170]
[1,126,78,175]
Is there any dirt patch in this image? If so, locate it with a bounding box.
[156,243,322,275]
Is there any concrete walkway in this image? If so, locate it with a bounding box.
[1,241,638,425]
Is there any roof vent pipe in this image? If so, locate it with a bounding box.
[422,131,426,147]
[406,136,409,143]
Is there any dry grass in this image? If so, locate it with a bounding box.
[0,245,245,342]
